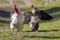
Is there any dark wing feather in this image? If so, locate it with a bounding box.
[35,10,53,20]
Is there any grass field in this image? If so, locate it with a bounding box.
[0,0,60,40]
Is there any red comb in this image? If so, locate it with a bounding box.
[14,4,19,14]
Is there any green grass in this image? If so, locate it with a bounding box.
[0,20,60,40]
[0,0,60,40]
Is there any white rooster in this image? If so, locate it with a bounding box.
[10,4,25,35]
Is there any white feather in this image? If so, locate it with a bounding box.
[10,12,25,30]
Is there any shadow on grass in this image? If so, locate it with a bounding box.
[0,10,10,18]
[24,35,60,39]
[25,29,60,32]
[0,20,10,24]
[38,29,60,32]
[45,7,60,14]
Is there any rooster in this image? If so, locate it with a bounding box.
[10,4,25,35]
[31,5,53,21]
[29,15,39,32]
